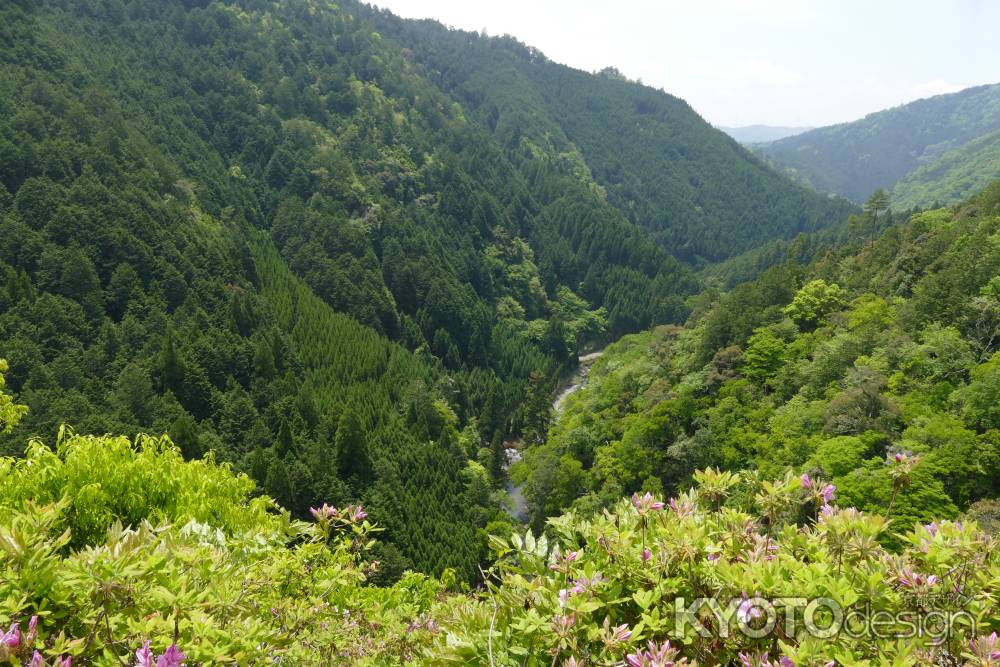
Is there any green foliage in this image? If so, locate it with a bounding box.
[517,190,1000,531]
[783,279,846,330]
[0,359,27,434]
[0,430,278,547]
[2,0,690,579]
[742,328,788,385]
[954,351,1000,430]
[893,128,1000,210]
[759,82,1000,202]
[375,13,855,264]
[430,477,1000,665]
[0,432,440,665]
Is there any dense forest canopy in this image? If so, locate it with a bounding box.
[758,82,1000,205]
[4,0,1000,664]
[515,184,1000,535]
[365,9,856,264]
[0,0,860,582]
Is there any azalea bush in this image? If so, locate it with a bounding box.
[428,468,1000,666]
[0,434,441,665]
[5,359,1000,665]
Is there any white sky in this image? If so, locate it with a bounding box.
[370,0,1000,128]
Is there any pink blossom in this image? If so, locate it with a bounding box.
[820,484,836,503]
[570,573,605,595]
[24,615,38,647]
[30,651,44,667]
[610,624,632,643]
[549,549,582,571]
[156,643,185,667]
[600,616,632,646]
[135,640,155,667]
[800,473,812,489]
[2,622,20,649]
[343,504,368,522]
[898,567,937,590]
[309,503,337,521]
[969,632,1000,662]
[625,639,682,667]
[736,598,763,624]
[641,547,652,562]
[632,492,665,514]
[552,613,577,636]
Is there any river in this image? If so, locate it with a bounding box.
[505,349,605,521]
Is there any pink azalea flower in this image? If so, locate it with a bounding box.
[24,615,38,647]
[641,547,652,562]
[30,651,44,667]
[309,503,337,521]
[135,640,155,667]
[632,492,665,514]
[2,622,20,649]
[800,473,812,489]
[552,613,577,636]
[343,504,368,522]
[625,639,682,667]
[611,624,632,643]
[156,643,185,667]
[736,598,763,624]
[820,484,836,503]
[969,632,1000,662]
[898,567,937,590]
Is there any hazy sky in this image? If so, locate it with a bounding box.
[371,0,1000,128]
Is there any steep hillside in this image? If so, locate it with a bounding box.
[516,183,1000,531]
[0,0,680,581]
[759,83,1000,202]
[366,10,856,264]
[892,128,1000,209]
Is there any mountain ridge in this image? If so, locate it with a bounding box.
[758,81,1000,203]
[719,124,814,144]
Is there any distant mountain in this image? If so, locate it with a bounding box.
[758,83,1000,203]
[892,128,1000,210]
[719,124,814,144]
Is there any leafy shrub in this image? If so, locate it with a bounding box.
[430,474,1000,666]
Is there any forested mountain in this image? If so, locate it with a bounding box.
[758,82,1000,203]
[360,9,855,264]
[6,186,1000,665]
[515,184,1000,534]
[892,128,1000,209]
[2,1,1000,661]
[719,124,813,144]
[0,0,856,584]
